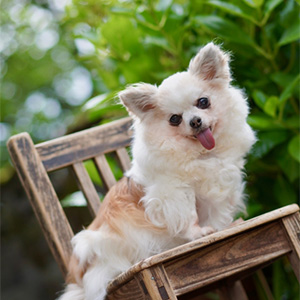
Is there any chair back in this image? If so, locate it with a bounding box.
[7,117,133,277]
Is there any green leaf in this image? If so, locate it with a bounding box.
[193,15,256,46]
[279,74,300,104]
[144,36,173,52]
[252,90,267,110]
[271,72,295,88]
[247,114,284,129]
[264,0,284,14]
[205,0,258,24]
[274,176,297,206]
[242,0,264,7]
[61,191,87,207]
[276,145,300,182]
[264,96,278,117]
[156,0,173,11]
[288,135,300,163]
[251,130,290,158]
[278,21,300,46]
[84,160,102,185]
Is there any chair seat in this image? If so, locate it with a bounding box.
[107,204,300,299]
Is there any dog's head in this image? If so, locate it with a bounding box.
[119,43,251,154]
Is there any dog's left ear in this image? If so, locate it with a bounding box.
[119,83,158,118]
[188,43,231,82]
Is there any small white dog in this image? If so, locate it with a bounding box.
[59,43,256,300]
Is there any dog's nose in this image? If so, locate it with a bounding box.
[190,117,202,129]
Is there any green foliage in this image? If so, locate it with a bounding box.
[1,0,299,298]
[64,0,300,213]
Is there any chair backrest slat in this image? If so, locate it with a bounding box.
[72,162,100,217]
[7,133,74,277]
[116,148,131,172]
[94,155,117,190]
[7,117,134,280]
[36,117,133,172]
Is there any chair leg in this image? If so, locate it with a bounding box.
[218,280,248,300]
[135,264,177,300]
[282,212,300,282]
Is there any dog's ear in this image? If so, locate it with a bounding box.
[119,83,158,117]
[188,43,231,82]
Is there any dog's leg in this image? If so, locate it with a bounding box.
[142,182,215,240]
[183,212,215,241]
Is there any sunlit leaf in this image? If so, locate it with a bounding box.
[264,0,284,14]
[156,0,173,11]
[251,130,290,158]
[264,96,278,117]
[278,21,300,46]
[206,0,258,24]
[288,135,300,163]
[247,114,284,129]
[276,145,300,182]
[279,74,300,104]
[84,160,102,185]
[61,191,87,207]
[242,0,264,7]
[144,36,173,52]
[252,90,267,110]
[193,15,256,46]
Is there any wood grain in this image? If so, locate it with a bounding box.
[116,148,131,172]
[106,278,144,300]
[36,117,133,172]
[135,264,177,300]
[7,133,74,277]
[281,212,300,281]
[107,204,299,293]
[93,155,117,190]
[72,162,100,217]
[164,221,290,296]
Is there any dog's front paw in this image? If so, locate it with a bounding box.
[198,226,215,237]
[185,224,215,241]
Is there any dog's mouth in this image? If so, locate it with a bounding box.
[192,126,215,150]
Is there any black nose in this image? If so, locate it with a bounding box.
[190,117,202,129]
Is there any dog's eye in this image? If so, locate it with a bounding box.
[169,114,182,126]
[196,97,210,109]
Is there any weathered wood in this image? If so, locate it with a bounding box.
[281,212,300,281]
[93,155,117,190]
[165,222,289,296]
[135,264,177,300]
[107,204,299,294]
[107,218,296,299]
[7,133,74,278]
[106,278,144,300]
[72,162,100,217]
[116,148,131,172]
[36,117,133,172]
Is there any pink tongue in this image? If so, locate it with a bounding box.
[196,128,215,150]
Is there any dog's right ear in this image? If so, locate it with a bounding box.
[119,83,158,118]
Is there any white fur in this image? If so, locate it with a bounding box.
[58,43,256,300]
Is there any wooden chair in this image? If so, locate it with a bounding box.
[7,117,300,300]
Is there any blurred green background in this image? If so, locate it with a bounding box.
[1,0,299,299]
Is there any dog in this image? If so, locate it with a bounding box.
[58,42,256,300]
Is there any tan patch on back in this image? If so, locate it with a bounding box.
[67,177,165,284]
